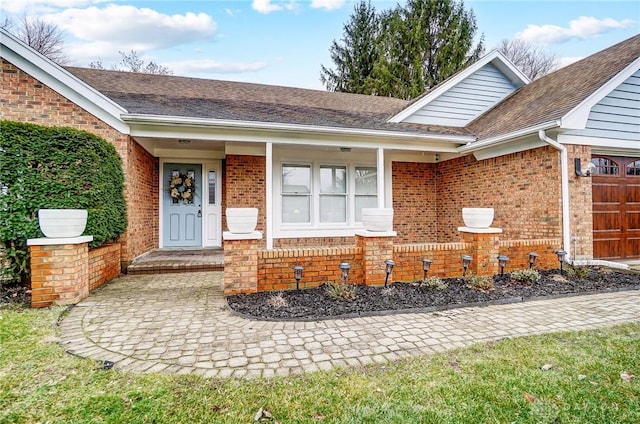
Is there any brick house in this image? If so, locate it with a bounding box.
[2,29,639,287]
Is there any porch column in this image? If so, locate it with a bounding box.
[27,236,93,308]
[223,231,262,295]
[458,227,502,276]
[376,147,385,208]
[265,142,273,250]
[356,230,396,286]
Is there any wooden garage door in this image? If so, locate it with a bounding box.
[592,156,640,260]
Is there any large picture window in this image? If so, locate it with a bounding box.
[280,162,378,227]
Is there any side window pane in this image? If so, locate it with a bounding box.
[283,164,311,193]
[591,158,619,175]
[355,167,377,194]
[320,165,346,193]
[282,195,310,223]
[626,160,640,176]
[282,164,311,223]
[208,171,216,205]
[355,166,378,221]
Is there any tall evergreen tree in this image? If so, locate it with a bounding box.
[321,0,484,100]
[320,1,379,93]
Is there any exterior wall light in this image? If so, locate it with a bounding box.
[461,255,473,276]
[339,262,351,285]
[575,158,596,177]
[555,250,567,274]
[293,265,303,291]
[528,252,539,269]
[384,259,396,288]
[422,259,433,285]
[497,255,509,276]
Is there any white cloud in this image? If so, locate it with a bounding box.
[166,59,268,75]
[517,16,636,45]
[40,4,216,56]
[1,0,106,15]
[252,0,297,14]
[310,0,345,10]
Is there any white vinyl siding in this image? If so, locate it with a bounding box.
[403,63,518,126]
[566,69,640,141]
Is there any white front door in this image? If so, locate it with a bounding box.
[203,161,222,247]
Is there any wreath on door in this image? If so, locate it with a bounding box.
[168,173,195,204]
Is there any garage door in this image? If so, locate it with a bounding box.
[592,155,640,260]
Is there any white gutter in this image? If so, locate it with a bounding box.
[538,130,571,258]
[458,121,560,154]
[122,113,476,144]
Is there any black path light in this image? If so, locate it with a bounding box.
[461,255,473,277]
[293,265,303,291]
[339,262,351,285]
[384,259,396,288]
[528,252,539,269]
[422,259,433,285]
[555,250,567,275]
[497,255,509,276]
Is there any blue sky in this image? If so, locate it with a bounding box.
[3,1,639,90]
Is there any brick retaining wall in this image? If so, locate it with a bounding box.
[88,243,121,291]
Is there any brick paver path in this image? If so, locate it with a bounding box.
[60,271,640,379]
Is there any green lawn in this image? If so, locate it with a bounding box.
[1,305,639,423]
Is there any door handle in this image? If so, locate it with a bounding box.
[197,210,202,218]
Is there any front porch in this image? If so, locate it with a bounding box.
[127,247,224,275]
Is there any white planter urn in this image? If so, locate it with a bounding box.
[462,207,494,228]
[38,209,88,238]
[226,208,259,234]
[361,208,394,232]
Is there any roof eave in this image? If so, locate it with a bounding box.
[122,113,477,144]
[458,121,561,154]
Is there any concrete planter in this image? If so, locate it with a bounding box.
[462,208,494,228]
[361,208,394,232]
[38,209,88,238]
[226,208,259,234]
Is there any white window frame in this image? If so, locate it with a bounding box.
[274,149,380,238]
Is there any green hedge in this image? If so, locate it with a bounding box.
[0,121,127,283]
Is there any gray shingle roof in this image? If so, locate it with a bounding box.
[65,67,471,137]
[65,34,640,142]
[467,34,640,139]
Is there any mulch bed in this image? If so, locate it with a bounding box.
[227,268,640,321]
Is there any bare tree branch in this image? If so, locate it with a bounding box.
[498,38,556,80]
[8,16,70,65]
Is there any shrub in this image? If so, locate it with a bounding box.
[422,276,448,291]
[465,274,494,291]
[0,121,127,284]
[510,269,541,285]
[266,292,288,308]
[565,265,590,279]
[324,281,357,301]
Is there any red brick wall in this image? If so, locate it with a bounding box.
[437,147,562,242]
[274,236,355,248]
[258,246,363,291]
[1,59,158,266]
[392,161,438,243]
[223,155,266,240]
[499,239,562,271]
[568,144,593,259]
[121,138,158,265]
[88,243,121,291]
[393,242,472,281]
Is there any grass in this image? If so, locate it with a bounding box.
[1,306,639,423]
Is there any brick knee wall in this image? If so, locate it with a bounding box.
[88,243,121,291]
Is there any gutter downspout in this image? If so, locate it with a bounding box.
[538,130,571,259]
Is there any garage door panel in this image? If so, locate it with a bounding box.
[592,183,621,203]
[593,211,621,231]
[592,155,640,260]
[627,211,640,231]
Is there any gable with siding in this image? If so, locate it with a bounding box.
[402,63,520,127]
[565,69,640,141]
